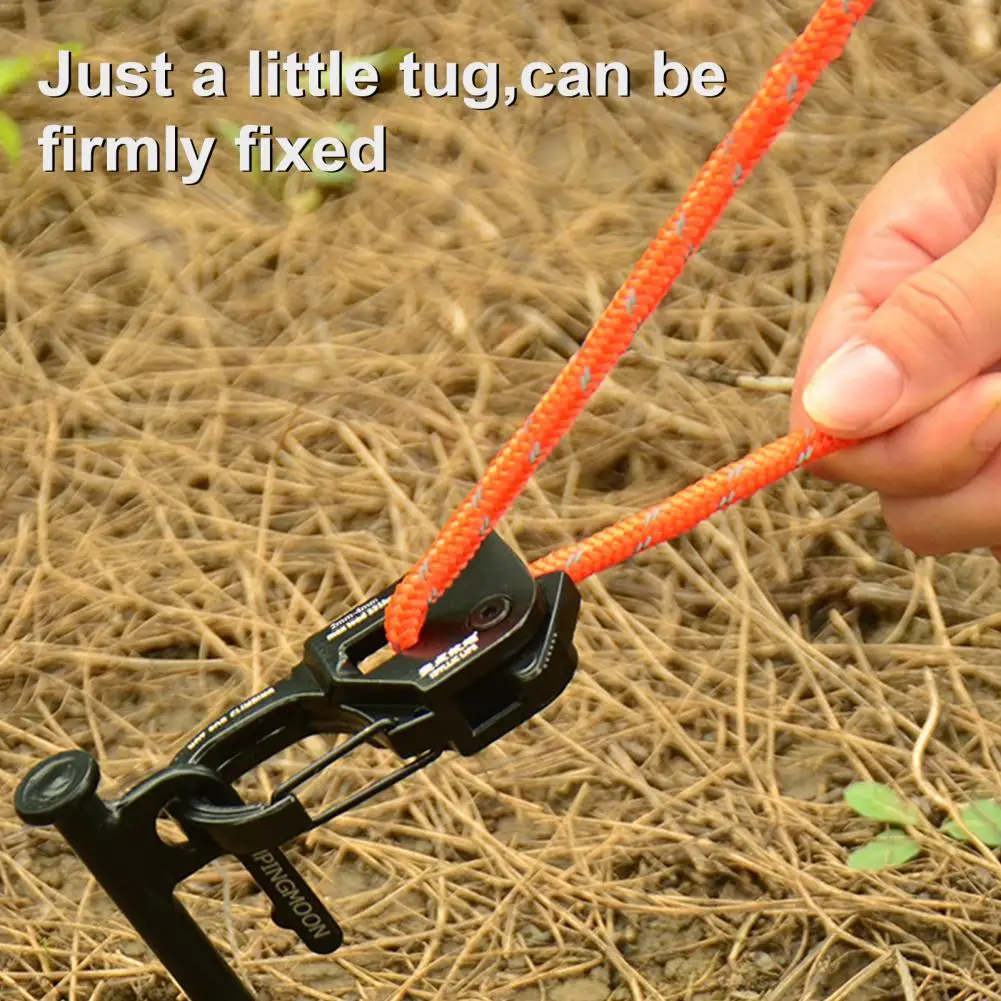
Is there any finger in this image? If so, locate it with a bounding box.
[794,91,1001,387]
[798,372,1001,495]
[790,86,1001,432]
[880,448,1001,556]
[798,210,1001,437]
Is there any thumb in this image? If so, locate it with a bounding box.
[800,211,1001,436]
[791,86,1001,438]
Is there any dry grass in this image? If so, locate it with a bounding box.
[2,0,1001,998]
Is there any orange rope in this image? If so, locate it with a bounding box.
[527,428,856,579]
[385,0,874,652]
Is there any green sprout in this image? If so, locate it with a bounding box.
[316,47,413,96]
[843,781,1001,872]
[0,44,83,167]
[216,46,411,213]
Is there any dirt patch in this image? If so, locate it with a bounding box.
[3,0,1001,998]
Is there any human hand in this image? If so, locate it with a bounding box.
[789,85,1001,559]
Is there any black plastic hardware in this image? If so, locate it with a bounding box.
[13,532,580,1001]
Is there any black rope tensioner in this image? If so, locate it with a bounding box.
[14,533,581,1001]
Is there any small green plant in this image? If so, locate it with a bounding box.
[843,781,1001,872]
[315,47,412,96]
[213,118,360,213]
[216,46,411,213]
[0,44,82,167]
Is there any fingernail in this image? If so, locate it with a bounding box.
[971,397,1001,453]
[802,340,905,432]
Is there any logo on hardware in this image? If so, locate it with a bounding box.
[250,849,337,942]
[417,631,479,681]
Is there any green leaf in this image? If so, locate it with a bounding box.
[847,831,922,872]
[345,47,412,84]
[312,132,361,187]
[214,122,361,206]
[310,125,358,186]
[282,137,352,190]
[844,782,922,826]
[312,169,356,189]
[0,44,82,98]
[328,121,358,144]
[287,188,326,214]
[942,799,1001,846]
[0,56,37,98]
[214,120,282,196]
[0,110,21,165]
[212,119,241,145]
[311,165,355,188]
[318,47,413,95]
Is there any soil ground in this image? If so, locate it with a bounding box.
[3,0,1001,999]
